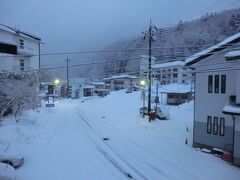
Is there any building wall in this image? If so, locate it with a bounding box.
[235,117,240,165]
[152,65,193,84]
[194,69,236,149]
[192,45,240,162]
[0,28,40,72]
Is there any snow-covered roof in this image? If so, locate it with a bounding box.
[223,104,240,116]
[0,24,41,41]
[185,32,240,65]
[225,50,240,61]
[92,82,105,86]
[103,74,137,80]
[159,83,192,94]
[83,85,95,89]
[141,55,157,60]
[152,61,184,69]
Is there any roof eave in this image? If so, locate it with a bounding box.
[222,110,240,116]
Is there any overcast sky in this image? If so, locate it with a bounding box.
[1,0,240,65]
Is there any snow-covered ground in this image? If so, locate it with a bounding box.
[0,90,239,180]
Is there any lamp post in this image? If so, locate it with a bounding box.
[53,78,60,101]
[54,78,60,86]
[140,80,146,118]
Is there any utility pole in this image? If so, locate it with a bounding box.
[66,57,69,98]
[148,19,152,122]
[143,19,158,122]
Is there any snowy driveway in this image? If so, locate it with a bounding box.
[0,91,240,180]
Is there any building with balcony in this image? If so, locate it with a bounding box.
[0,24,41,72]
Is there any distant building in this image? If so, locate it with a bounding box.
[159,84,193,105]
[152,61,194,85]
[140,55,156,77]
[0,24,41,72]
[92,82,109,96]
[185,32,240,166]
[83,85,95,96]
[103,74,137,91]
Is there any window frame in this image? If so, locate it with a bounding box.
[214,75,219,93]
[20,59,24,71]
[220,117,225,136]
[213,117,218,135]
[207,116,212,134]
[221,75,226,94]
[19,39,24,49]
[208,75,213,93]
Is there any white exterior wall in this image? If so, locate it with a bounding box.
[194,70,236,126]
[0,28,40,72]
[236,70,240,104]
[152,65,193,84]
[191,44,240,162]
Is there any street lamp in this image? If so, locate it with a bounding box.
[140,80,146,118]
[140,80,146,86]
[54,78,60,86]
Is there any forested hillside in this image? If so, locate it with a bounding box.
[94,8,240,77]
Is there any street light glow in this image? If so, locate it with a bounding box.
[54,79,60,85]
[140,80,146,86]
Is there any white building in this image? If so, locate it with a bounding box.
[152,61,194,84]
[0,24,41,72]
[140,55,156,77]
[185,32,240,166]
[103,74,137,91]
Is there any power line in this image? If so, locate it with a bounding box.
[1,46,240,76]
[1,42,240,58]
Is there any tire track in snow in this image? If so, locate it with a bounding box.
[76,111,148,180]
[77,109,202,180]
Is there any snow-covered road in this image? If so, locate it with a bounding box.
[0,90,240,180]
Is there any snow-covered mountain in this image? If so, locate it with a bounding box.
[92,8,240,77]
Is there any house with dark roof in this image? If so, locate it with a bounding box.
[0,24,41,72]
[185,32,240,166]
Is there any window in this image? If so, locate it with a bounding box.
[213,117,218,135]
[221,75,226,94]
[20,59,24,71]
[168,94,174,98]
[168,69,171,72]
[208,75,213,93]
[0,43,17,54]
[214,75,219,93]
[167,74,171,77]
[173,68,178,72]
[220,118,225,136]
[183,74,187,77]
[19,39,24,48]
[173,73,178,78]
[207,116,212,134]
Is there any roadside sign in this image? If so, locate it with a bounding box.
[154,96,159,103]
[48,85,54,95]
[46,103,54,107]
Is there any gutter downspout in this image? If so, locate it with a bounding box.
[232,115,236,163]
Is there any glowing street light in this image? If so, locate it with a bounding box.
[140,80,146,86]
[54,78,60,86]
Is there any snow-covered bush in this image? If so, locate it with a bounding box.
[0,72,40,122]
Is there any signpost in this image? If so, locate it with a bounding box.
[46,84,55,108]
